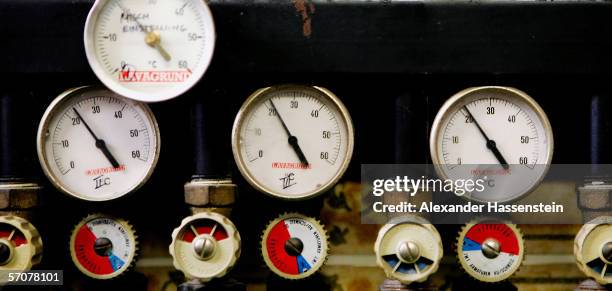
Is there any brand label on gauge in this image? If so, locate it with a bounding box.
[71,216,137,279]
[458,222,523,282]
[262,215,328,279]
[118,71,192,83]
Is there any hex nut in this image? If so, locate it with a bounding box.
[184,179,236,207]
[0,183,40,210]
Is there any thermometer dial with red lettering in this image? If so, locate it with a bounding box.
[84,0,216,102]
[232,85,354,200]
[37,86,160,201]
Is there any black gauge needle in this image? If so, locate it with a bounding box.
[269,100,309,165]
[463,106,509,170]
[72,108,120,168]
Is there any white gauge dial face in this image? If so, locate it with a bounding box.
[431,87,553,202]
[233,86,354,200]
[37,87,160,201]
[85,0,215,102]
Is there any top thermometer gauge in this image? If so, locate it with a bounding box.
[84,0,216,102]
[232,85,354,200]
[430,86,553,203]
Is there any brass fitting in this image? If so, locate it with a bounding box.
[0,182,40,211]
[577,182,612,222]
[184,178,236,216]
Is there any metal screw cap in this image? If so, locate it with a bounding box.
[0,241,12,265]
[193,236,216,260]
[93,237,113,257]
[601,241,612,263]
[482,238,501,259]
[284,237,304,257]
[397,241,420,263]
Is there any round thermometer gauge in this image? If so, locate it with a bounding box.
[37,86,160,201]
[430,86,553,203]
[84,0,216,102]
[232,85,354,200]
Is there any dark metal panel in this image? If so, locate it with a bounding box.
[1,1,612,73]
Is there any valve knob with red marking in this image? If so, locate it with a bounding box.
[70,214,138,279]
[575,216,612,285]
[169,212,241,282]
[456,219,524,282]
[0,215,42,277]
[261,213,329,280]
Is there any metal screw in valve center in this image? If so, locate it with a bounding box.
[285,237,304,257]
[94,237,113,257]
[602,241,612,263]
[193,236,216,260]
[397,241,420,263]
[482,238,501,259]
[0,242,12,265]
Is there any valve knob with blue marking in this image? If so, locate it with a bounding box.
[70,214,138,279]
[456,219,524,283]
[575,216,612,285]
[374,215,443,284]
[261,213,329,280]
